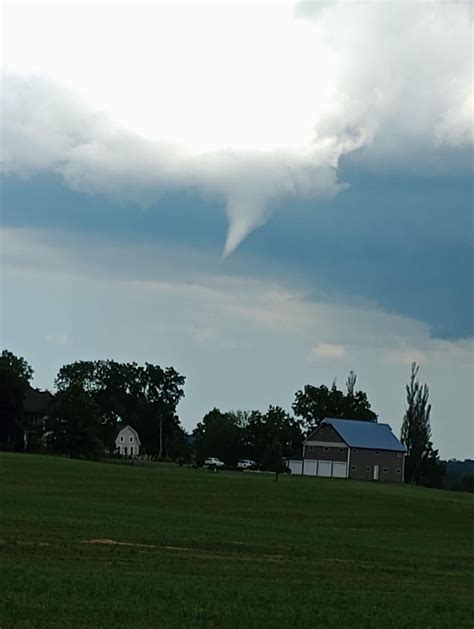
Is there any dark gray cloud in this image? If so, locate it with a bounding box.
[2,163,472,340]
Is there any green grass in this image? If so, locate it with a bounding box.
[1,454,473,628]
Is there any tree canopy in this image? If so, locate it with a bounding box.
[193,408,243,465]
[47,383,103,459]
[242,406,303,463]
[193,406,303,466]
[0,350,34,384]
[292,371,377,430]
[54,360,186,456]
[0,350,35,450]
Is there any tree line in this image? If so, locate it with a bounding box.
[0,349,458,489]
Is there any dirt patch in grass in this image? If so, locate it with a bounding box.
[84,538,160,549]
[82,538,286,562]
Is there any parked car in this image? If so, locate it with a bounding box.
[204,457,225,468]
[237,459,257,470]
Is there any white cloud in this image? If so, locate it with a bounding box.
[45,334,69,346]
[1,1,472,252]
[386,340,473,368]
[309,343,348,362]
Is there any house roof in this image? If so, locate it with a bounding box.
[313,418,407,452]
[115,424,141,446]
[23,386,54,414]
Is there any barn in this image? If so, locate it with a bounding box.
[287,418,406,482]
[115,425,141,457]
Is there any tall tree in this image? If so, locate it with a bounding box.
[262,438,286,481]
[242,406,303,463]
[401,362,444,486]
[0,369,25,450]
[0,350,34,450]
[47,384,103,459]
[192,408,244,465]
[293,373,377,430]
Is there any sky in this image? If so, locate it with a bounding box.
[1,0,473,459]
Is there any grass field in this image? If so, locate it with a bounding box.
[1,453,473,628]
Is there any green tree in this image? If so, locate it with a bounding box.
[192,408,243,466]
[401,362,444,486]
[262,438,286,481]
[243,406,303,463]
[0,369,25,450]
[293,372,377,430]
[0,350,34,384]
[459,474,474,493]
[0,350,34,450]
[47,384,103,459]
[55,360,186,456]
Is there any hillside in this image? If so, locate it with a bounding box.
[1,454,473,628]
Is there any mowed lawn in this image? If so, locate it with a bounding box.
[1,454,473,628]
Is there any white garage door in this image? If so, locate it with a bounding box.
[303,460,318,476]
[288,460,302,475]
[332,462,347,478]
[317,461,332,477]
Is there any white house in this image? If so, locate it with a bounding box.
[115,425,141,457]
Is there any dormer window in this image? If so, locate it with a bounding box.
[130,436,134,442]
[120,436,124,442]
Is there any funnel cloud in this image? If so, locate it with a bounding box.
[1,1,472,254]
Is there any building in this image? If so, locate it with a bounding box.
[287,418,406,482]
[115,425,141,457]
[22,386,54,451]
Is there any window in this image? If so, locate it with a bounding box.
[130,447,134,455]
[396,468,401,473]
[351,465,356,471]
[352,448,357,453]
[120,436,124,442]
[323,447,329,452]
[319,427,326,433]
[397,452,402,457]
[375,450,380,455]
[338,448,344,452]
[366,466,370,472]
[383,467,388,473]
[129,436,134,442]
[307,446,314,451]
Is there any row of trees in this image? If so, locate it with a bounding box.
[0,349,449,488]
[0,351,187,460]
[192,371,378,466]
[52,360,186,458]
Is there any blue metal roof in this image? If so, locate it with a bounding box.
[322,418,407,452]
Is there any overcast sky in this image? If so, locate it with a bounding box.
[1,0,472,459]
